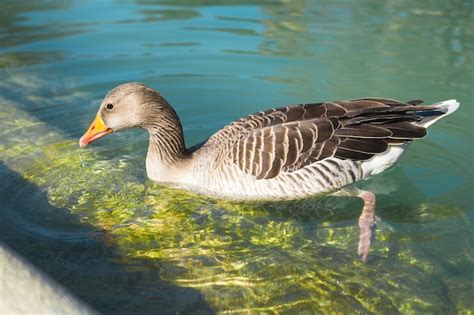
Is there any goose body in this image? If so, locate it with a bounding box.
[80,83,459,201]
[144,96,458,201]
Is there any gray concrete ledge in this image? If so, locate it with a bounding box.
[0,242,96,314]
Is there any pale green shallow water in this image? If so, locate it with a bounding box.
[0,1,473,314]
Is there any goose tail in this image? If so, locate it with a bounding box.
[419,99,460,128]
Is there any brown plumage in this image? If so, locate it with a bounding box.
[224,98,439,180]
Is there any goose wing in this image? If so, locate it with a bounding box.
[210,98,437,180]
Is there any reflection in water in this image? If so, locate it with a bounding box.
[137,8,201,22]
[0,51,64,68]
[183,26,259,36]
[0,1,92,47]
[257,1,474,102]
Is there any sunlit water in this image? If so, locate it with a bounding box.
[0,1,473,313]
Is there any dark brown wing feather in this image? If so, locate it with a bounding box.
[208,98,444,179]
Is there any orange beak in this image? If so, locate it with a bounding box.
[79,114,112,148]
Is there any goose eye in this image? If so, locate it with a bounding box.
[106,103,114,110]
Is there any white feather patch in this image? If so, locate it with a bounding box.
[361,145,407,177]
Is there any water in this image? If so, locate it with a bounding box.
[0,0,473,313]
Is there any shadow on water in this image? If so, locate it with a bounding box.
[0,161,214,315]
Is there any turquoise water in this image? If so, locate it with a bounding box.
[0,0,473,313]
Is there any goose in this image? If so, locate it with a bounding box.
[79,82,459,261]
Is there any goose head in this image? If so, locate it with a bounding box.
[79,82,175,147]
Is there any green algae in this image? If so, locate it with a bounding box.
[0,98,472,313]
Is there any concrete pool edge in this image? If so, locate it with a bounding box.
[0,242,97,314]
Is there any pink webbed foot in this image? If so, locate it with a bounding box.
[357,190,380,262]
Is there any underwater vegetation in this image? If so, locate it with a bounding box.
[0,96,472,313]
